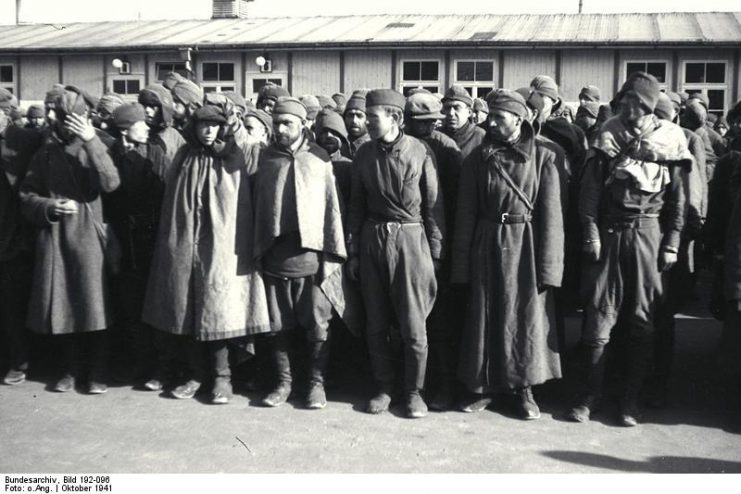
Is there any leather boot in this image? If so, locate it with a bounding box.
[619,336,653,427]
[262,334,292,407]
[516,386,541,420]
[306,340,330,409]
[567,345,606,423]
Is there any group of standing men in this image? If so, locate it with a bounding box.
[2,67,741,428]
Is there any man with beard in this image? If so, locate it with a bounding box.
[441,85,485,159]
[347,89,445,418]
[343,89,371,157]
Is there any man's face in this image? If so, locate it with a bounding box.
[366,106,396,141]
[540,95,555,121]
[143,104,162,128]
[273,113,303,148]
[29,117,46,129]
[487,108,522,141]
[261,99,276,115]
[442,100,472,131]
[172,100,187,121]
[575,114,597,133]
[316,130,341,155]
[472,110,488,125]
[124,120,150,145]
[619,93,649,125]
[195,121,220,147]
[244,116,268,143]
[344,109,367,138]
[405,118,436,138]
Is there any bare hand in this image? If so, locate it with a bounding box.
[659,251,678,272]
[583,241,601,262]
[65,113,96,142]
[346,257,360,283]
[50,199,79,217]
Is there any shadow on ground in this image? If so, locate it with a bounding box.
[541,450,741,473]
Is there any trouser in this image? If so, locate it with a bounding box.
[0,254,32,372]
[153,331,206,384]
[360,221,435,392]
[580,219,662,401]
[263,274,334,387]
[207,340,231,379]
[58,331,110,382]
[426,279,463,393]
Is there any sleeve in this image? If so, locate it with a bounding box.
[578,151,606,244]
[536,151,565,288]
[83,136,120,192]
[19,149,58,227]
[419,144,445,260]
[660,163,687,253]
[346,151,367,257]
[449,153,478,284]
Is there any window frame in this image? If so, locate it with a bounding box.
[681,60,728,117]
[154,61,190,82]
[0,63,16,95]
[199,61,236,93]
[110,75,144,100]
[623,60,669,89]
[453,59,496,99]
[399,58,442,96]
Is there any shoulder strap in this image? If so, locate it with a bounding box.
[490,156,534,213]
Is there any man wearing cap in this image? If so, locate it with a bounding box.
[568,72,691,426]
[19,86,121,394]
[441,85,485,159]
[687,93,726,157]
[315,108,352,209]
[332,93,347,114]
[93,93,124,135]
[253,97,347,410]
[579,85,601,106]
[256,83,290,115]
[170,79,203,131]
[344,89,371,157]
[298,95,321,139]
[203,92,261,177]
[471,98,489,126]
[25,105,46,130]
[143,105,271,404]
[575,102,602,147]
[139,84,186,163]
[404,90,464,410]
[682,97,724,184]
[244,108,273,146]
[347,88,445,418]
[451,89,564,419]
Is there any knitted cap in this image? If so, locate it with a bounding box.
[259,83,290,103]
[441,85,473,107]
[317,95,337,111]
[245,109,273,136]
[27,104,45,119]
[615,71,661,113]
[171,80,203,107]
[273,97,308,120]
[472,98,489,114]
[299,95,321,120]
[112,102,147,129]
[579,85,601,102]
[315,108,348,139]
[97,93,125,115]
[366,89,406,110]
[530,75,561,108]
[332,92,347,109]
[485,89,529,120]
[344,89,369,114]
[405,92,445,120]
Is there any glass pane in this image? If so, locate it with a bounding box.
[685,63,705,83]
[112,80,126,94]
[476,86,494,98]
[457,62,475,82]
[461,86,473,96]
[0,65,13,83]
[252,78,284,94]
[221,86,235,92]
[203,86,218,93]
[219,63,235,81]
[685,88,702,96]
[127,79,141,94]
[706,63,725,83]
[423,86,439,94]
[626,62,646,77]
[403,62,420,81]
[707,89,725,111]
[202,63,219,81]
[646,63,666,83]
[156,63,172,81]
[420,61,439,81]
[475,61,494,82]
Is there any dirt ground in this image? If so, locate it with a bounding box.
[1,308,740,474]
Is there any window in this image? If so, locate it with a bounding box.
[112,78,141,95]
[400,60,440,96]
[0,64,15,94]
[454,60,495,99]
[625,61,667,87]
[252,78,284,95]
[201,62,236,93]
[155,62,190,81]
[682,61,728,118]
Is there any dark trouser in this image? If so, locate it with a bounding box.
[426,279,462,393]
[360,222,435,392]
[207,340,231,379]
[58,331,110,382]
[263,274,333,387]
[580,220,662,402]
[153,331,206,384]
[0,254,33,372]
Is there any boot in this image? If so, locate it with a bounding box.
[263,335,292,407]
[306,340,330,410]
[406,390,428,419]
[53,374,75,393]
[263,381,291,407]
[366,385,393,414]
[171,379,201,399]
[619,336,653,427]
[515,386,541,420]
[428,380,454,411]
[459,392,492,413]
[211,376,233,405]
[567,345,606,423]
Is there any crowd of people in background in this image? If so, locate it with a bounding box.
[1,68,741,429]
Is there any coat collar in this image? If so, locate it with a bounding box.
[480,120,535,162]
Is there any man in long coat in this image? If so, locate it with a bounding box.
[567,72,690,427]
[347,89,445,418]
[138,84,186,163]
[451,89,565,420]
[253,98,347,410]
[343,89,371,157]
[142,105,271,404]
[19,86,121,394]
[441,85,485,159]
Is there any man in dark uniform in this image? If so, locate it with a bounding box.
[347,89,445,418]
[441,85,485,159]
[343,89,371,157]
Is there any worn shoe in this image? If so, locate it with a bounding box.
[171,379,201,400]
[428,384,454,411]
[211,378,232,405]
[619,399,641,427]
[366,392,392,414]
[516,387,541,420]
[143,378,163,392]
[53,374,75,393]
[306,383,327,410]
[566,394,600,423]
[3,369,26,385]
[262,381,291,407]
[405,390,428,419]
[459,394,492,413]
[88,382,108,395]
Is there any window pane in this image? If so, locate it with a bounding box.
[685,88,702,96]
[420,61,438,81]
[0,65,13,83]
[461,86,474,96]
[706,63,725,83]
[203,86,218,93]
[475,61,494,82]
[476,86,494,98]
[423,86,439,94]
[219,63,235,82]
[156,63,173,81]
[252,78,284,94]
[112,80,126,94]
[626,62,646,77]
[646,63,666,83]
[457,62,475,82]
[403,62,420,81]
[707,89,725,111]
[221,86,235,92]
[127,80,140,94]
[202,63,219,81]
[685,63,705,83]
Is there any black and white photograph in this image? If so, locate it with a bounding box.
[1,0,740,487]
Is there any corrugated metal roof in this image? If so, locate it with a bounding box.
[0,12,739,52]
